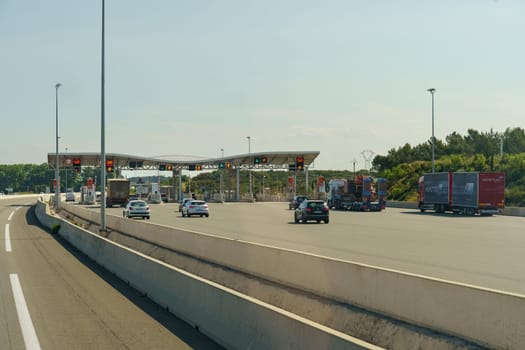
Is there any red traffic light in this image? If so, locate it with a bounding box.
[106,159,115,173]
[295,156,305,171]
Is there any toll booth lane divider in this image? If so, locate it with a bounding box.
[34,201,380,350]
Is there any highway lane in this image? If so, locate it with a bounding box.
[102,201,525,295]
[1,197,222,350]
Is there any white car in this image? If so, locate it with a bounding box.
[123,200,151,219]
[181,200,209,217]
[65,191,75,202]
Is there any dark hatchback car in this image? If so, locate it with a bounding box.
[289,195,308,210]
[294,199,329,224]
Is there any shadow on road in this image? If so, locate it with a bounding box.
[25,205,224,350]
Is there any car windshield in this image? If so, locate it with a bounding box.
[190,201,206,206]
[131,201,147,207]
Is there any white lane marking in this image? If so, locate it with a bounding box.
[5,224,12,252]
[10,274,42,350]
[8,207,22,221]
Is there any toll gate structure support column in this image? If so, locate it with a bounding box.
[236,167,240,202]
[172,169,176,202]
[178,168,183,201]
[305,167,309,197]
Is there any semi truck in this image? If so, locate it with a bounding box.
[327,176,387,211]
[418,172,505,216]
[106,178,131,207]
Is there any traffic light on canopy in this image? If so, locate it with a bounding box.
[72,158,81,173]
[295,156,304,171]
[106,159,114,173]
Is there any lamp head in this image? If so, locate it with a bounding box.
[427,88,436,94]
[55,83,62,89]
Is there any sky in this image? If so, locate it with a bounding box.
[1,0,524,170]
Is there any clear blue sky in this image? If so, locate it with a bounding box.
[1,0,524,170]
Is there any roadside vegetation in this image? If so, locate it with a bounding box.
[372,127,525,206]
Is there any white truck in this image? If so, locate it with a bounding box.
[149,183,162,204]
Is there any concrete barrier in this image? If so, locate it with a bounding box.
[35,201,379,350]
[59,202,525,349]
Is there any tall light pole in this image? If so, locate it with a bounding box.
[427,88,436,173]
[55,83,62,209]
[100,0,107,231]
[65,147,68,191]
[247,136,252,200]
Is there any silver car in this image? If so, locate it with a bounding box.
[181,200,209,217]
[65,191,75,202]
[123,200,151,219]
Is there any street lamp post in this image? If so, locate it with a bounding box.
[55,83,62,209]
[65,147,68,191]
[247,136,252,200]
[100,0,107,231]
[427,88,436,173]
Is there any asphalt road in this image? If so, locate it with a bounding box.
[0,196,222,350]
[103,201,525,295]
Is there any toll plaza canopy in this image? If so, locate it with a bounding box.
[46,151,320,171]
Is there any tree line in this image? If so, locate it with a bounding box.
[373,127,525,172]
